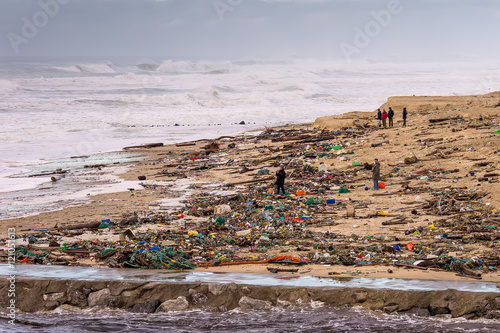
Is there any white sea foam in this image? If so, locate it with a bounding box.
[0,57,499,197]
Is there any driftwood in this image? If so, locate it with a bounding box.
[175,142,197,147]
[456,273,482,280]
[428,117,450,123]
[382,218,414,226]
[267,267,299,273]
[371,140,389,147]
[395,263,428,270]
[228,176,274,186]
[123,143,163,149]
[63,221,101,230]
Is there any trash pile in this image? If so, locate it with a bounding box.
[2,114,500,280]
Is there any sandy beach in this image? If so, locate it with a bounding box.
[2,92,500,283]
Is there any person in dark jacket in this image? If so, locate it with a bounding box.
[372,158,380,190]
[376,109,382,127]
[388,107,394,127]
[275,166,286,195]
[402,107,408,127]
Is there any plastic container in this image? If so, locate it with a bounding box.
[406,242,414,251]
[495,129,500,134]
[378,182,385,189]
[326,199,336,204]
[333,145,342,150]
[352,161,360,166]
[318,164,328,172]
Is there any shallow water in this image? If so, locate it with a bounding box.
[1,264,499,292]
[3,307,500,333]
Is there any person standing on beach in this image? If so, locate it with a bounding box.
[376,109,382,127]
[402,107,408,127]
[372,158,380,190]
[388,107,394,127]
[381,109,388,128]
[276,166,286,195]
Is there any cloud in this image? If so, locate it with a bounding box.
[0,0,499,60]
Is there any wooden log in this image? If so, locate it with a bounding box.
[175,142,197,147]
[382,219,413,226]
[228,176,274,186]
[123,143,163,149]
[63,221,101,230]
[395,263,428,270]
[455,273,482,280]
[371,140,389,147]
[429,117,450,123]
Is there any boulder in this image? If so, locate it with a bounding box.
[238,296,272,310]
[192,293,208,305]
[156,296,189,312]
[208,283,228,296]
[429,305,450,316]
[67,287,88,307]
[383,303,399,313]
[494,297,500,310]
[485,310,500,320]
[88,288,121,308]
[352,291,367,303]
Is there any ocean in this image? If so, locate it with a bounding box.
[5,307,500,333]
[1,56,499,218]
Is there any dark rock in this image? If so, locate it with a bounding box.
[192,293,208,305]
[239,121,246,125]
[352,291,367,303]
[128,300,161,313]
[67,287,88,307]
[461,313,478,320]
[138,175,146,181]
[493,297,500,310]
[485,310,500,319]
[404,307,430,317]
[44,301,59,311]
[242,287,251,294]
[383,303,399,313]
[429,305,450,316]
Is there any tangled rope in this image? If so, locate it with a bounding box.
[193,255,302,267]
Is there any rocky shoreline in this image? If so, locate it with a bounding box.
[1,277,499,320]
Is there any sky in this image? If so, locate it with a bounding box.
[1,0,499,60]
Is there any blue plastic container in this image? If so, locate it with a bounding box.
[326,199,336,204]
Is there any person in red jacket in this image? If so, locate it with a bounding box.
[381,109,388,128]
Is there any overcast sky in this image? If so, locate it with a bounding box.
[1,0,499,60]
